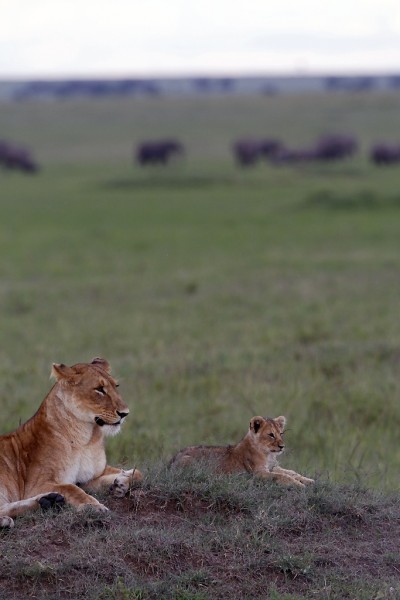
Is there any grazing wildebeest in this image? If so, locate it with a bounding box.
[233,138,282,166]
[314,135,358,161]
[369,143,400,166]
[232,140,260,166]
[269,134,358,166]
[135,140,184,166]
[269,146,319,165]
[0,141,39,174]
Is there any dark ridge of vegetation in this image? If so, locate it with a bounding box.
[303,189,400,210]
[1,466,399,600]
[100,174,237,191]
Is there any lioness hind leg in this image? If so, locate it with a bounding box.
[38,493,65,512]
[43,483,109,513]
[0,493,56,519]
[0,493,65,526]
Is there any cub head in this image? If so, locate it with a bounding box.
[249,415,286,455]
[51,357,129,436]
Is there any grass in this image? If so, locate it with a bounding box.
[1,465,400,599]
[1,91,400,596]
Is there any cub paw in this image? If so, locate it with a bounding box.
[0,516,14,528]
[38,493,66,512]
[294,474,314,485]
[302,476,315,484]
[293,479,306,488]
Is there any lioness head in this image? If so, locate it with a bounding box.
[249,415,286,455]
[51,357,129,436]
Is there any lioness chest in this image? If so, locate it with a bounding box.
[60,443,107,485]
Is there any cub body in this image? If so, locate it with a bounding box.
[0,358,142,528]
[170,415,313,487]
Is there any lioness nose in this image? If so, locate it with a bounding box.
[117,411,129,418]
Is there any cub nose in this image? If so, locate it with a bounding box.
[117,411,129,419]
[278,444,285,450]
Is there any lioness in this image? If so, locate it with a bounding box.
[0,357,142,528]
[170,415,314,487]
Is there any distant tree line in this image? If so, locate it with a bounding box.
[7,74,400,101]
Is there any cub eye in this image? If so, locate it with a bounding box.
[269,433,275,439]
[95,386,106,395]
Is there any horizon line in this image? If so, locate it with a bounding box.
[2,70,400,82]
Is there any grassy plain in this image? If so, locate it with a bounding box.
[1,92,400,485]
[1,92,400,597]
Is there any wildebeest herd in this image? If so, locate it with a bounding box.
[135,136,400,168]
[2,136,400,175]
[0,141,39,174]
[233,135,358,166]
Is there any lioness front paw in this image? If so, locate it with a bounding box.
[0,516,14,528]
[109,473,130,498]
[38,493,66,512]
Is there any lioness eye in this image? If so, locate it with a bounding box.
[95,386,106,395]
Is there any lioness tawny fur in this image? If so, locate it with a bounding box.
[0,357,142,528]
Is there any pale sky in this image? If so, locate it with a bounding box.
[1,0,400,78]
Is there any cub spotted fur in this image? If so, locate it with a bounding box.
[170,415,314,487]
[0,358,142,528]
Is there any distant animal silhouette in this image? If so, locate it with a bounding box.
[370,143,400,165]
[0,140,39,174]
[232,138,282,166]
[135,140,184,165]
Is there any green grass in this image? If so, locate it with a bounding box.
[1,93,400,493]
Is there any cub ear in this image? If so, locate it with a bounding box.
[91,357,111,373]
[250,416,265,434]
[274,416,286,433]
[51,363,74,381]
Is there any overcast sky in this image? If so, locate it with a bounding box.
[1,0,400,78]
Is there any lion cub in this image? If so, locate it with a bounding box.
[170,415,314,487]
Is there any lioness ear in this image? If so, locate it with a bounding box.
[51,363,74,381]
[274,416,286,432]
[91,357,111,373]
[250,416,264,434]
